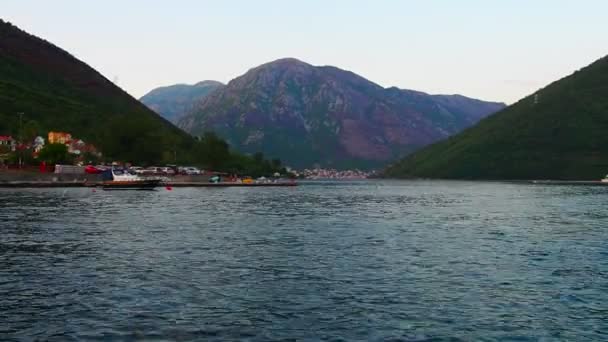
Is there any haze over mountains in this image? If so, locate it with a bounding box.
[140,81,224,124]
[147,58,505,168]
[385,55,608,180]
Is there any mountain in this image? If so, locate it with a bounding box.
[140,81,224,123]
[0,19,196,163]
[178,58,505,169]
[384,55,608,180]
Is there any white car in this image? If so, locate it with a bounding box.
[183,167,201,175]
[129,166,145,174]
[142,166,161,175]
[160,167,176,176]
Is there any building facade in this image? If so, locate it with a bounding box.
[0,136,16,152]
[48,131,72,145]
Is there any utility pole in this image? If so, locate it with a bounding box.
[17,112,23,169]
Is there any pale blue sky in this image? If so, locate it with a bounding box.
[3,0,607,103]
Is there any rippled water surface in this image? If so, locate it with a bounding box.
[1,181,607,341]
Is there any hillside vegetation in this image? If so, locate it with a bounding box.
[0,19,197,164]
[384,56,608,180]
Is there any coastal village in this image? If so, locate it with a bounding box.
[294,168,375,179]
[0,130,372,184]
[0,131,100,168]
[0,130,373,180]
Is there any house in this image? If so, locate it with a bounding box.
[0,136,16,152]
[48,131,72,145]
[33,136,45,153]
[69,139,86,155]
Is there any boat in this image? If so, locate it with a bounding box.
[101,167,162,190]
[602,175,608,183]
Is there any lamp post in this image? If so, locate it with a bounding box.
[17,112,24,169]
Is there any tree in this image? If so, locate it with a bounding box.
[253,152,264,163]
[82,151,100,165]
[0,144,11,155]
[196,132,230,170]
[38,143,73,165]
[23,120,42,143]
[271,158,282,170]
[99,117,163,164]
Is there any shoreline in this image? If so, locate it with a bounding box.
[0,171,297,188]
[1,171,606,188]
[0,180,298,188]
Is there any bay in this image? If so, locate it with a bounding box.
[1,180,607,341]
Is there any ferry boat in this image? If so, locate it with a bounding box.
[101,167,162,190]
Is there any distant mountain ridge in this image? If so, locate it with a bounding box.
[175,58,505,168]
[384,55,608,180]
[140,80,224,123]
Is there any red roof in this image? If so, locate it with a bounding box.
[0,136,14,141]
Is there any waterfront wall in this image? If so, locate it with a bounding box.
[0,171,210,183]
[0,171,103,183]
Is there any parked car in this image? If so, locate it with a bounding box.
[142,166,161,175]
[160,167,176,176]
[129,166,145,174]
[85,165,102,174]
[183,166,201,175]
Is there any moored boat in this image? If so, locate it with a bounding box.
[101,167,162,190]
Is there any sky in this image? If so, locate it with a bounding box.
[3,0,607,104]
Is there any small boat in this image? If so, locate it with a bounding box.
[602,175,608,183]
[101,167,162,190]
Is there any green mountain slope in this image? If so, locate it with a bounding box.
[140,81,224,123]
[0,19,195,163]
[384,55,608,180]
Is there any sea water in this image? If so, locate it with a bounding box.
[1,180,607,341]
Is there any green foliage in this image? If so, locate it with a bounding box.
[194,132,230,170]
[38,143,73,165]
[384,55,608,180]
[0,144,10,155]
[82,151,100,165]
[188,132,284,177]
[22,119,42,142]
[223,152,284,178]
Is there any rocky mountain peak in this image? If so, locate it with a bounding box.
[175,59,506,168]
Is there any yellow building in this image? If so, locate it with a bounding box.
[48,131,72,145]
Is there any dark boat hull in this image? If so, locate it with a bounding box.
[101,179,162,190]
